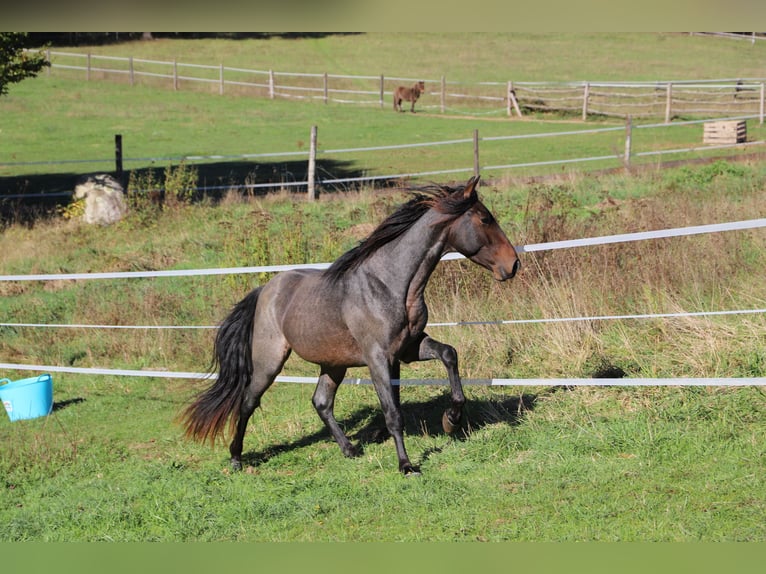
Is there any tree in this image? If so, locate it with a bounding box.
[0,32,49,97]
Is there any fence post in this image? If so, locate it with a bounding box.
[173,60,178,91]
[219,63,224,95]
[269,69,275,99]
[624,116,632,168]
[380,75,385,108]
[129,56,134,86]
[665,83,673,123]
[582,82,590,121]
[473,129,480,177]
[441,75,446,113]
[508,83,522,117]
[323,73,329,104]
[114,134,124,186]
[760,83,764,125]
[87,53,91,81]
[46,49,51,76]
[507,81,512,117]
[307,125,318,201]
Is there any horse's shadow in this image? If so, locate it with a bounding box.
[53,397,86,412]
[239,388,548,469]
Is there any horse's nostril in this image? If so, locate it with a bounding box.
[510,258,521,278]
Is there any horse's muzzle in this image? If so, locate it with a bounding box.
[495,258,521,281]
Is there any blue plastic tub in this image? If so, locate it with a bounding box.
[0,374,53,422]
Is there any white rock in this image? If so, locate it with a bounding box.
[73,174,127,225]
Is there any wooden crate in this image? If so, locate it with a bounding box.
[703,120,747,144]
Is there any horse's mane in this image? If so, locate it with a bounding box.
[323,181,478,283]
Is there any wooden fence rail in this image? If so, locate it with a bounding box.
[62,117,766,199]
[41,50,766,123]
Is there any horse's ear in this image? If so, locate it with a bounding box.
[463,175,480,199]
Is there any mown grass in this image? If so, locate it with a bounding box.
[5,32,766,202]
[40,33,766,83]
[1,161,765,541]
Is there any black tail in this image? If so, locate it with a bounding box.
[181,287,262,444]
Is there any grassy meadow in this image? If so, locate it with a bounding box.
[2,160,766,541]
[5,32,766,201]
[39,32,766,83]
[1,33,766,541]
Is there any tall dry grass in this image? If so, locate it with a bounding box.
[1,161,765,384]
[423,162,766,380]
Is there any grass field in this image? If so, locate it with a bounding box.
[39,33,766,83]
[2,161,765,541]
[4,32,766,205]
[1,33,765,541]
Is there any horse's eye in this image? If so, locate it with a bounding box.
[480,215,493,225]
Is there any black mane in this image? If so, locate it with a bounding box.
[323,181,478,283]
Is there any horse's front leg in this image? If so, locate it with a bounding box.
[368,354,419,476]
[401,333,465,434]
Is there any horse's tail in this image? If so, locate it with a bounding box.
[181,287,262,445]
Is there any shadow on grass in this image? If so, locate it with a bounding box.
[239,389,547,469]
[0,157,391,226]
[52,397,86,412]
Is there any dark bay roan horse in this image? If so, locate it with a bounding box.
[181,176,520,475]
[393,80,426,113]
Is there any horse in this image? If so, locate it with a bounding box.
[393,80,426,113]
[180,175,520,476]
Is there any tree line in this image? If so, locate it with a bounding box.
[25,33,358,47]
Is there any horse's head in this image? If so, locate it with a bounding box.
[444,176,521,281]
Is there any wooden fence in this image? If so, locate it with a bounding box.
[43,50,766,122]
[5,116,761,204]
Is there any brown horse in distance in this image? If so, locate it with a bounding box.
[393,81,426,113]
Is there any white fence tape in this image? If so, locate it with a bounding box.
[2,218,765,282]
[516,218,766,254]
[0,363,763,387]
[2,307,765,331]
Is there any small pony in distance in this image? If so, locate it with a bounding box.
[393,80,426,113]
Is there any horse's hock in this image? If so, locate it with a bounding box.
[74,174,128,225]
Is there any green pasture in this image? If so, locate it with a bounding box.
[38,32,766,83]
[1,33,766,542]
[2,160,766,541]
[4,32,766,199]
[3,74,766,198]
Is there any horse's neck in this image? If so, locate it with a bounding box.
[365,209,449,300]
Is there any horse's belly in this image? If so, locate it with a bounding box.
[282,307,366,367]
[292,337,366,368]
[288,319,366,367]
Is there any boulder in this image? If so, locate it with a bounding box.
[74,174,127,225]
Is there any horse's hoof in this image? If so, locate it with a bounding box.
[230,459,243,471]
[402,465,421,477]
[442,410,460,434]
[342,444,362,458]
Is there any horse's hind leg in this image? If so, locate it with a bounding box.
[229,345,291,470]
[401,334,465,434]
[312,367,358,458]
